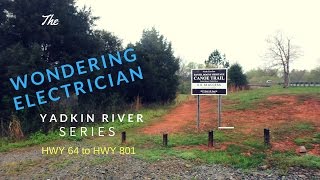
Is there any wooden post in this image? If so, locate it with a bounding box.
[163,134,168,147]
[121,131,126,144]
[264,128,270,147]
[208,130,214,147]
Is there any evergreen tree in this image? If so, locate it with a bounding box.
[0,0,99,134]
[205,49,230,68]
[228,63,248,88]
[127,28,180,103]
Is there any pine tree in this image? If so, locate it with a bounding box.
[205,49,230,68]
[228,63,248,88]
[127,28,180,103]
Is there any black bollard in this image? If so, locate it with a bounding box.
[163,134,168,147]
[121,131,126,144]
[264,128,270,147]
[208,130,214,147]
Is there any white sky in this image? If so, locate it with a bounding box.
[76,0,320,72]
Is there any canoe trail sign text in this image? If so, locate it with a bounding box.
[191,69,227,95]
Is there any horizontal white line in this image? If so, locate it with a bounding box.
[218,127,234,129]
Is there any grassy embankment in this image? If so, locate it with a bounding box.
[1,86,320,172]
[120,86,320,171]
[0,94,189,152]
[55,86,320,171]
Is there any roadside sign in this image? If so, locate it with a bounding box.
[191,68,233,130]
[191,69,227,95]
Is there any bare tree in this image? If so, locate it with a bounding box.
[265,32,302,88]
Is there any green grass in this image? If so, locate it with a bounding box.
[225,86,320,110]
[289,155,320,169]
[294,122,315,131]
[168,132,227,147]
[93,131,267,169]
[134,144,266,169]
[177,151,198,160]
[128,127,320,170]
[273,121,317,151]
[269,151,320,171]
[293,138,314,149]
[0,94,191,152]
[124,132,266,169]
[294,132,320,147]
[294,138,311,146]
[243,139,267,151]
[0,131,61,152]
[314,133,320,144]
[273,122,316,141]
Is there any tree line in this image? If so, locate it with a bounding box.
[0,0,179,137]
[246,67,320,84]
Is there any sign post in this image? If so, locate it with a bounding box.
[218,95,222,127]
[197,95,200,130]
[191,68,233,129]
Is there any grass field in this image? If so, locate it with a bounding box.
[224,86,320,110]
[1,86,319,172]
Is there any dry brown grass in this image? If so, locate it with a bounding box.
[9,115,24,140]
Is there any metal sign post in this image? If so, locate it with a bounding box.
[217,95,221,127]
[197,95,200,130]
[217,94,234,130]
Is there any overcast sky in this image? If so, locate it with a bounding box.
[76,0,320,72]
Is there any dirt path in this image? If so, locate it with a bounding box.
[142,96,216,134]
[142,95,320,134]
[222,95,320,134]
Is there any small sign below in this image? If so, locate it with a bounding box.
[191,69,227,95]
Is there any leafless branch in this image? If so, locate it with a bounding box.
[264,31,303,87]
